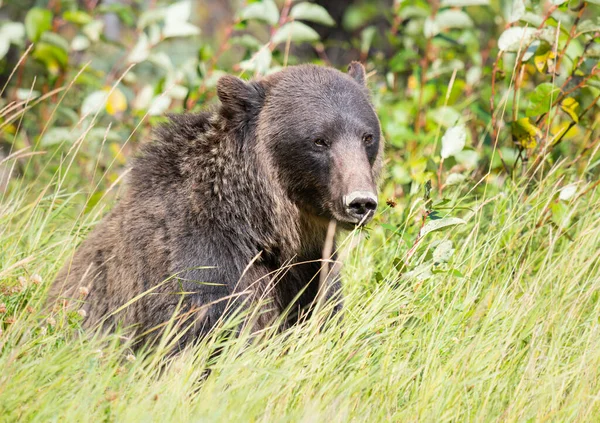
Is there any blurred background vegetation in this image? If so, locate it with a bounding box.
[1,0,598,199]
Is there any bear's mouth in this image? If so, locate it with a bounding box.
[330,209,375,230]
[337,220,362,231]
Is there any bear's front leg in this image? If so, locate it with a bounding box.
[170,236,283,340]
[231,262,284,335]
[318,252,344,319]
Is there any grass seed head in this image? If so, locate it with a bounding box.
[31,274,42,285]
[18,276,27,288]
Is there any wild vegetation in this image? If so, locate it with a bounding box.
[1,0,600,420]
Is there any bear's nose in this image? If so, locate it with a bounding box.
[343,191,378,223]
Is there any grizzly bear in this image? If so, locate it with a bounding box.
[48,62,383,346]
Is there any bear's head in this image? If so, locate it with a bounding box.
[217,63,383,228]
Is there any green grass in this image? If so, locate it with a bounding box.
[2,141,600,421]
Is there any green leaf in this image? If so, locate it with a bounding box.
[71,35,90,51]
[526,82,560,117]
[272,21,320,44]
[497,27,536,51]
[440,0,489,5]
[290,2,335,26]
[230,35,263,50]
[428,106,461,128]
[162,0,200,38]
[433,240,455,263]
[63,10,92,25]
[558,183,578,201]
[508,0,525,23]
[127,33,150,64]
[447,269,464,278]
[455,150,480,169]
[40,32,70,52]
[25,8,53,42]
[441,125,467,159]
[148,96,172,116]
[342,3,379,31]
[511,117,541,149]
[419,217,466,238]
[404,262,433,281]
[445,173,467,186]
[424,17,440,38]
[239,0,280,26]
[83,20,104,42]
[361,26,376,54]
[0,37,9,60]
[550,201,572,229]
[84,192,105,214]
[578,18,600,34]
[81,91,107,117]
[239,47,272,74]
[1,22,25,44]
[137,8,164,30]
[435,10,474,30]
[98,3,136,26]
[32,42,68,75]
[381,223,399,233]
[163,22,200,38]
[398,5,430,20]
[40,127,77,146]
[165,0,192,25]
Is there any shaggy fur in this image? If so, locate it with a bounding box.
[48,63,384,346]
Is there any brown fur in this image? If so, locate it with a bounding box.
[48,63,383,347]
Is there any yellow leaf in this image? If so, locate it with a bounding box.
[551,122,571,144]
[408,75,418,91]
[511,117,541,149]
[4,122,17,135]
[534,50,556,74]
[109,142,126,164]
[104,87,127,115]
[560,98,579,123]
[551,122,579,144]
[534,54,546,73]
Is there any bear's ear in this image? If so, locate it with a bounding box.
[347,61,366,86]
[217,75,265,118]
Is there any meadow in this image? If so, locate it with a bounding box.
[1,0,600,421]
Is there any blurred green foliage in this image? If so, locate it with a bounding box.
[0,0,599,199]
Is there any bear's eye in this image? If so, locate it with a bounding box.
[363,133,374,146]
[313,138,328,148]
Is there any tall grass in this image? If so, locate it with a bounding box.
[2,122,600,421]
